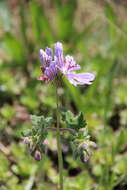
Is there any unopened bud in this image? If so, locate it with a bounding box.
[34,150,42,161]
[89,141,97,148]
[23,137,31,144]
[80,141,97,149]
[43,139,49,145]
[80,143,89,149]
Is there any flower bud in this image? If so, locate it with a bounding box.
[80,141,97,150]
[43,139,49,145]
[23,137,31,144]
[89,141,97,148]
[34,150,42,161]
[80,143,89,149]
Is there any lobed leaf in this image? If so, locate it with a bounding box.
[61,110,86,132]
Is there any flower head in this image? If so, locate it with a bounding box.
[38,42,95,86]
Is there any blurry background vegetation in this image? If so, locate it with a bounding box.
[0,0,127,189]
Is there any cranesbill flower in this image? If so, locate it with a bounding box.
[38,42,95,86]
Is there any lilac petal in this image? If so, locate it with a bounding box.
[54,42,64,68]
[58,55,80,74]
[66,72,95,86]
[74,73,95,83]
[66,73,79,86]
[38,62,57,82]
[65,55,76,67]
[40,49,48,66]
[65,55,80,72]
[54,42,63,56]
[40,49,47,62]
[40,49,52,68]
[45,47,53,57]
[44,61,57,82]
[68,64,81,72]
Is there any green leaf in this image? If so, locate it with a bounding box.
[21,129,32,137]
[0,104,15,119]
[61,110,86,131]
[30,115,53,129]
[31,115,44,127]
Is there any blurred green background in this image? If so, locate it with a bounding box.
[0,0,127,189]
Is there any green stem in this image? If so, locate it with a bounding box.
[55,79,63,190]
[45,127,76,136]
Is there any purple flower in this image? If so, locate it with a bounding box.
[38,42,95,86]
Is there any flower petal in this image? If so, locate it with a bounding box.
[45,47,53,57]
[73,73,95,83]
[40,49,48,62]
[65,55,80,71]
[40,49,52,68]
[66,73,79,86]
[66,72,95,86]
[44,61,57,82]
[54,42,64,68]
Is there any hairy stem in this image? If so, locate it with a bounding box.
[55,79,63,190]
